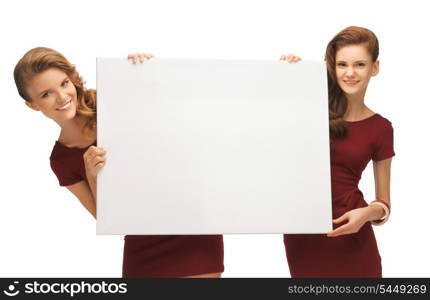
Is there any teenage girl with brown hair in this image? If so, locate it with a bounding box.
[281,26,394,277]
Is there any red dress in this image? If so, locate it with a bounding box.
[50,140,224,277]
[284,114,395,277]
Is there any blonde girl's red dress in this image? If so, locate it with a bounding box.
[49,140,224,278]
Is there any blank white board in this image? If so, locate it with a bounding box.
[96,58,332,235]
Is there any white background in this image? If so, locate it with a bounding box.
[0,0,428,277]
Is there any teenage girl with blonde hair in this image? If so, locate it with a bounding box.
[14,48,224,278]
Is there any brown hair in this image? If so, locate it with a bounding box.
[325,26,379,139]
[14,47,96,139]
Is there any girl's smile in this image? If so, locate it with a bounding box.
[56,99,72,111]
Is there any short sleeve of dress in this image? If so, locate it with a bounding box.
[50,158,84,186]
[372,122,395,161]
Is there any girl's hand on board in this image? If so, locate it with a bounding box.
[83,146,107,178]
[280,53,302,63]
[326,206,376,237]
[127,53,154,64]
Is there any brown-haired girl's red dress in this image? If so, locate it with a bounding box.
[49,140,224,278]
[284,113,395,277]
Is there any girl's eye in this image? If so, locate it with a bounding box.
[337,63,346,67]
[61,80,69,87]
[42,92,49,98]
[357,63,366,67]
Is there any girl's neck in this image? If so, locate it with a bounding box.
[57,116,95,148]
[343,92,374,122]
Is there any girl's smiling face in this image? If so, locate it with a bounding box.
[335,44,379,97]
[25,68,78,123]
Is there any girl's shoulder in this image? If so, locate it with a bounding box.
[51,141,81,160]
[344,113,393,129]
[49,140,96,186]
[50,140,95,161]
[374,113,392,124]
[345,113,394,139]
[372,114,394,132]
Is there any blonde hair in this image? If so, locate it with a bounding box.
[14,47,96,138]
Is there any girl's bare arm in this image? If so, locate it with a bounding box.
[66,180,96,219]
